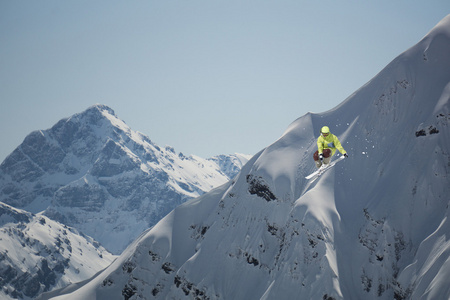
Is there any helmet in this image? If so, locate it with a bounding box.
[321,126,330,134]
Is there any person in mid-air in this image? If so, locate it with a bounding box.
[314,126,348,168]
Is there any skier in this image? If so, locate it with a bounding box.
[314,126,348,168]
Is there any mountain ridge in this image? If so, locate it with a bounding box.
[44,14,450,299]
[0,201,116,300]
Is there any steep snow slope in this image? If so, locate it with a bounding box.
[0,105,250,254]
[0,202,115,300]
[45,15,450,300]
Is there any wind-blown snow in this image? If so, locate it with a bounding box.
[46,15,450,300]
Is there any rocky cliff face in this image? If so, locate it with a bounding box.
[0,105,250,254]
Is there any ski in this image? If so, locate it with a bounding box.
[305,156,345,181]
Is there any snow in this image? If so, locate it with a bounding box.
[0,202,116,300]
[0,104,250,255]
[34,14,450,300]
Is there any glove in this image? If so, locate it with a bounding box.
[344,153,348,158]
[319,154,323,161]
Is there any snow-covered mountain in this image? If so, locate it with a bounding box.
[0,202,115,300]
[44,15,450,300]
[0,105,250,254]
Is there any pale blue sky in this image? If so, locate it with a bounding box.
[1,1,449,161]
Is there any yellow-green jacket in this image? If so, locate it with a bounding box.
[317,133,347,156]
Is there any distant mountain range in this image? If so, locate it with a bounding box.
[0,104,250,255]
[0,104,250,299]
[43,15,450,300]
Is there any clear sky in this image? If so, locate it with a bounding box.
[1,1,449,161]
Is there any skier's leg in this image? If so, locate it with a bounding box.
[323,149,332,165]
[315,160,322,168]
[313,151,322,168]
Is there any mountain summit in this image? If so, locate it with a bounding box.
[45,15,450,300]
[0,104,250,254]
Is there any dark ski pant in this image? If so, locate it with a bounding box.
[313,149,332,168]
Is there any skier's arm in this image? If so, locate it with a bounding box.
[334,136,347,155]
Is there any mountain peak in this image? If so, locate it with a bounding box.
[428,13,450,36]
[81,103,116,116]
[58,103,122,132]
